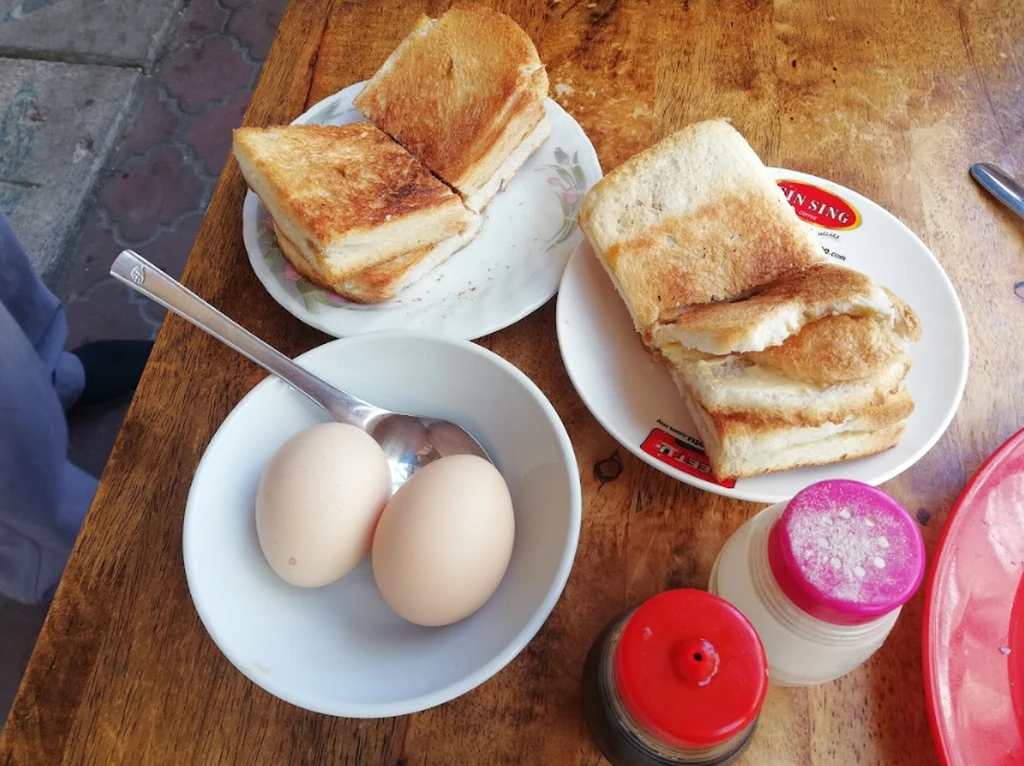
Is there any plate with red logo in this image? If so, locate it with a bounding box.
[556,168,968,503]
[923,426,1024,766]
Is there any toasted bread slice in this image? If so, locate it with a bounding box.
[883,287,922,341]
[276,217,481,303]
[746,314,907,385]
[652,264,919,355]
[234,123,480,301]
[578,120,825,339]
[461,116,551,212]
[661,338,912,426]
[674,373,913,479]
[354,4,550,212]
[659,293,918,478]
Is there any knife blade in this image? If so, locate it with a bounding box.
[971,163,1024,221]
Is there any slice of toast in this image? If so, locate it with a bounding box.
[651,264,920,356]
[353,4,550,212]
[660,292,917,479]
[659,281,918,478]
[277,215,482,304]
[578,119,825,340]
[661,337,913,426]
[233,123,479,302]
[576,117,923,480]
[679,376,913,480]
[746,313,908,385]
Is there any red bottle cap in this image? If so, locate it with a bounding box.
[614,589,768,749]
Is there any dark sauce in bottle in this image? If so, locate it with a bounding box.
[582,589,768,766]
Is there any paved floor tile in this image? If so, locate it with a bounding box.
[0,59,137,283]
[66,276,156,346]
[119,82,178,157]
[68,402,132,480]
[60,213,121,301]
[171,0,230,49]
[228,0,290,61]
[63,206,204,347]
[186,91,249,174]
[100,145,209,243]
[161,34,256,114]
[0,0,184,65]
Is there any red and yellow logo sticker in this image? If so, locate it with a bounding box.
[641,428,736,488]
[777,180,862,231]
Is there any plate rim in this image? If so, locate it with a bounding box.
[556,167,970,504]
[241,81,603,341]
[182,331,583,717]
[922,425,1024,765]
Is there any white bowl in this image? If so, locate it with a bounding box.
[183,332,581,717]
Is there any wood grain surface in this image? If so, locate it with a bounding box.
[2,0,1022,763]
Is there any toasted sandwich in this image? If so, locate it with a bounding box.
[576,119,923,480]
[578,119,826,343]
[651,263,904,354]
[353,4,550,213]
[659,265,921,478]
[681,387,914,481]
[233,122,480,303]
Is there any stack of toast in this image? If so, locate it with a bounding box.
[579,120,921,480]
[233,4,550,303]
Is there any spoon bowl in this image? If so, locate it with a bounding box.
[111,250,490,489]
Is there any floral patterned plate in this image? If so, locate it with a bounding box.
[241,81,602,340]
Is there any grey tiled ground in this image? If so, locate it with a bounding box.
[0,0,183,65]
[0,0,289,732]
[0,59,138,281]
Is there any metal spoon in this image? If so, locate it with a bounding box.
[110,250,490,490]
[970,163,1024,221]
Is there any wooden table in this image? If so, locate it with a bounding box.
[3,1,1022,763]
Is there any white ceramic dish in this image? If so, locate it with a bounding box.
[557,168,969,504]
[242,81,602,341]
[183,333,582,717]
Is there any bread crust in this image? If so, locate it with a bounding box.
[662,342,913,424]
[653,263,903,354]
[234,123,471,264]
[676,375,913,480]
[276,215,478,304]
[747,314,906,385]
[576,118,923,480]
[234,123,481,303]
[353,4,549,202]
[578,120,825,337]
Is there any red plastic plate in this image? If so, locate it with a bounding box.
[924,427,1024,765]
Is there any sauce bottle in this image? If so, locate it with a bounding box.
[582,589,768,765]
[709,479,925,686]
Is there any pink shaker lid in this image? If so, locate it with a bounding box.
[767,480,925,626]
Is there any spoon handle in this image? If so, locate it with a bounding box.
[971,163,1024,221]
[110,250,377,427]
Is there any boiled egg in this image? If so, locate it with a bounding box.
[256,423,391,587]
[372,454,514,627]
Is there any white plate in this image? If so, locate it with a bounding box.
[183,332,581,717]
[242,81,602,340]
[556,169,969,504]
